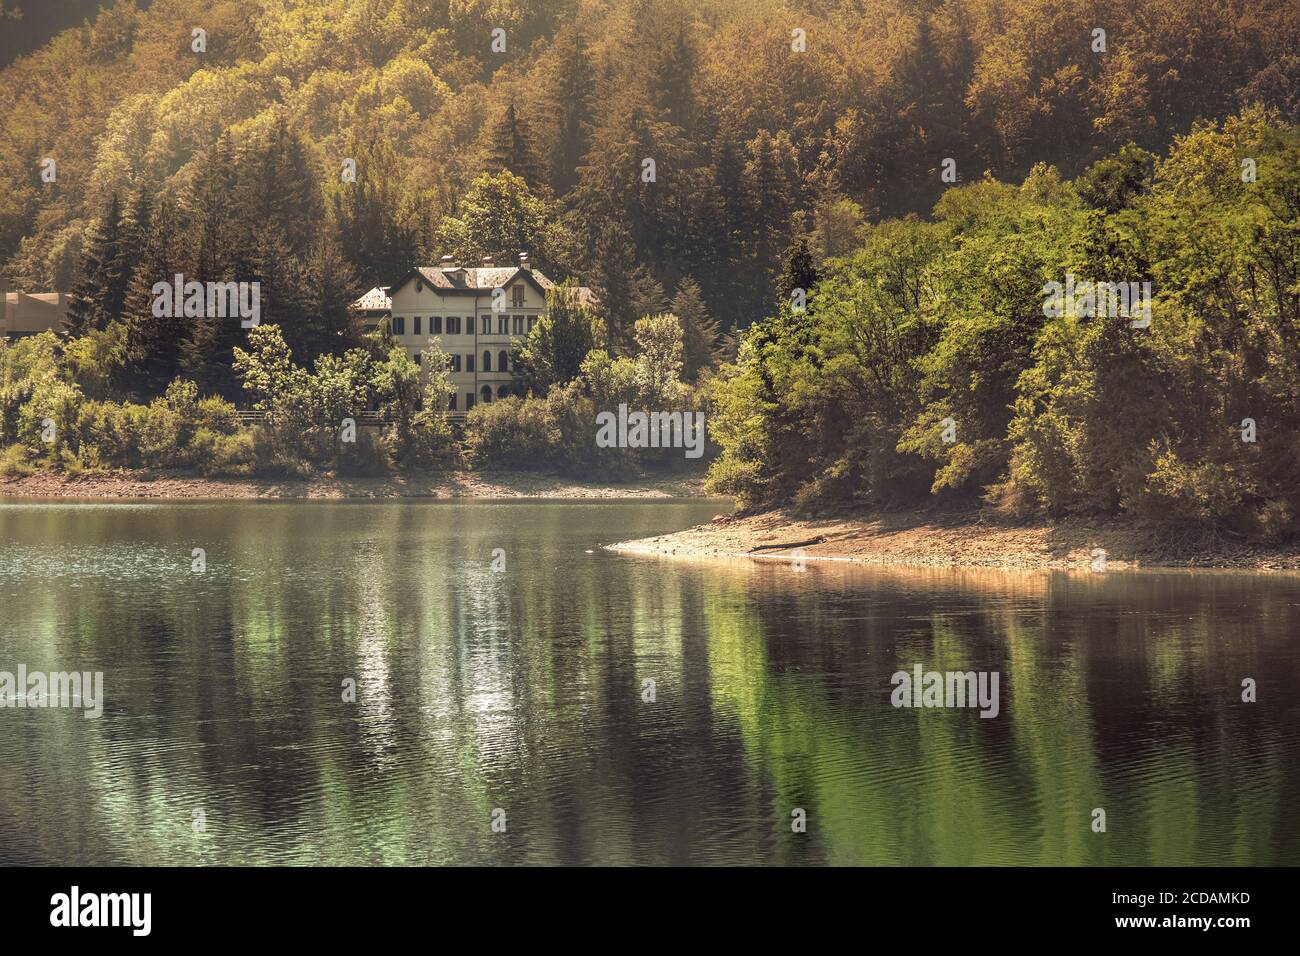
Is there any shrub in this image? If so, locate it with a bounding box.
[0,443,32,476]
[249,425,313,478]
[544,380,604,474]
[1255,500,1297,545]
[77,400,148,467]
[137,400,185,467]
[337,428,391,477]
[464,396,556,469]
[383,418,460,472]
[192,428,257,477]
[196,395,240,434]
[17,377,83,459]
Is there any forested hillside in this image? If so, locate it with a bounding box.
[707,110,1300,538]
[2,0,1299,531]
[2,0,1298,343]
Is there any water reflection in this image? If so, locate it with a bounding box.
[0,501,1296,865]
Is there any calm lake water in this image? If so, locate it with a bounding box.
[0,499,1297,866]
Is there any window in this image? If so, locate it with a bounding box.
[498,350,509,372]
[451,355,461,372]
[414,352,423,366]
[447,316,460,334]
[466,393,475,410]
[512,284,525,307]
[414,317,422,336]
[482,350,492,372]
[481,385,493,404]
[496,315,506,334]
[497,385,509,400]
[431,316,442,334]
[467,354,475,372]
[528,317,536,333]
[392,316,405,335]
[512,315,523,335]
[448,394,457,411]
[482,316,491,335]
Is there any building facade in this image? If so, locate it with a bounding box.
[383,253,593,412]
[0,279,72,339]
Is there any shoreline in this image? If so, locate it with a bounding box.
[9,476,1299,573]
[0,469,708,501]
[607,507,1300,572]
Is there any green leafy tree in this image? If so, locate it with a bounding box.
[1077,144,1156,213]
[630,313,685,407]
[232,324,312,435]
[512,280,601,394]
[435,171,549,266]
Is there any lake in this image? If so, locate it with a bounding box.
[0,499,1297,865]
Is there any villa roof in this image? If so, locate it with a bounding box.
[402,265,551,296]
[387,262,597,304]
[353,286,391,311]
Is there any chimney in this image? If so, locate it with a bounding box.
[519,252,530,271]
[440,255,457,270]
[481,255,494,267]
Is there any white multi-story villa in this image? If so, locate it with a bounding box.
[371,253,594,411]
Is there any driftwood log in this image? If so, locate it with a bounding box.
[749,536,825,553]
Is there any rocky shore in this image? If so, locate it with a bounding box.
[0,469,708,501]
[608,507,1300,572]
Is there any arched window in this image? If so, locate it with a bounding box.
[497,385,509,400]
[480,385,493,404]
[482,350,492,372]
[498,350,509,372]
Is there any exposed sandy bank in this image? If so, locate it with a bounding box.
[608,507,1300,572]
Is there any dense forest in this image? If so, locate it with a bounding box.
[1,0,1298,532]
[710,110,1300,539]
[4,0,1298,333]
